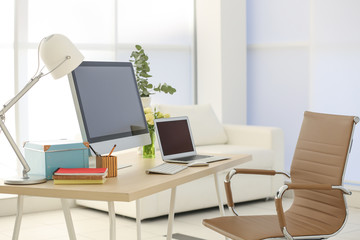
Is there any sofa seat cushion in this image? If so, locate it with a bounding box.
[196,144,275,170]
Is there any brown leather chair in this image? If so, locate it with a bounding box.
[203,111,359,240]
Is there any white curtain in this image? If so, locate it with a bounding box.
[247,0,360,185]
[309,0,360,184]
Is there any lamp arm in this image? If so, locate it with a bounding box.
[0,119,30,178]
[1,73,44,116]
[0,73,44,179]
[0,55,70,116]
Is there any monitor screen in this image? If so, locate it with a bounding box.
[68,61,150,155]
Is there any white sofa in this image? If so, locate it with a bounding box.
[76,104,284,220]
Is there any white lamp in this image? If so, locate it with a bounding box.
[0,34,84,185]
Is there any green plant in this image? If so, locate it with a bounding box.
[130,45,176,97]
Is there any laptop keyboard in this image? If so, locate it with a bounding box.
[146,163,188,175]
[172,154,211,161]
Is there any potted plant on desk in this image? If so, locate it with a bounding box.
[143,107,170,158]
[130,45,176,107]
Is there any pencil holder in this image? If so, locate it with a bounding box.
[96,155,117,177]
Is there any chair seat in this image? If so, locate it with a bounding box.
[203,215,282,240]
[203,211,344,240]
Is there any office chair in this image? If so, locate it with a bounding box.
[203,111,359,240]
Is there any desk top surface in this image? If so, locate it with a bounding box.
[0,151,251,202]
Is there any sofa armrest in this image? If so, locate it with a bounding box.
[223,124,284,174]
[223,125,282,149]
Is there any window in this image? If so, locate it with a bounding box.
[0,0,194,177]
[0,1,15,178]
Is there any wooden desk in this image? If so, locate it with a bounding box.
[0,152,251,240]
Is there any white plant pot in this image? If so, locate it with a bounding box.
[141,97,151,108]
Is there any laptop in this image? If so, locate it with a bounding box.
[154,116,229,164]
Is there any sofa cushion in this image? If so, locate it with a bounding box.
[157,104,228,146]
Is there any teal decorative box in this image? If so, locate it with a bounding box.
[24,140,90,180]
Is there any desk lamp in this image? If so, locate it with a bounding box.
[0,34,84,185]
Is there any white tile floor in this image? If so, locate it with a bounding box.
[0,198,359,240]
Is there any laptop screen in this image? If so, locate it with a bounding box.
[155,119,194,156]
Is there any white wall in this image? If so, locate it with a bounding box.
[247,0,360,184]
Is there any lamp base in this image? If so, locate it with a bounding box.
[4,175,47,185]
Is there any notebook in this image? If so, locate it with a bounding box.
[154,116,229,164]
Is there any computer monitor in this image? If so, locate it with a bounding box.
[68,61,150,155]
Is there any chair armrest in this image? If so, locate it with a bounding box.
[274,183,352,240]
[223,125,285,180]
[224,168,290,216]
[284,183,352,195]
[234,168,290,178]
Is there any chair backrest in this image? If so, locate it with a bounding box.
[288,111,357,235]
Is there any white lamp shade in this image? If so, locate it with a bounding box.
[40,34,84,79]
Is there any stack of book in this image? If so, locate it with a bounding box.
[53,168,108,185]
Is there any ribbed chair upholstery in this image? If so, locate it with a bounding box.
[203,111,359,240]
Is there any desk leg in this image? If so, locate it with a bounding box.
[136,199,142,240]
[167,187,177,240]
[214,173,230,240]
[61,198,76,240]
[213,173,225,216]
[108,201,116,240]
[12,194,24,240]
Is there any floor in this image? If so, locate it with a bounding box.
[0,198,359,240]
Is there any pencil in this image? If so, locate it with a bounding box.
[108,144,116,157]
[89,145,100,156]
